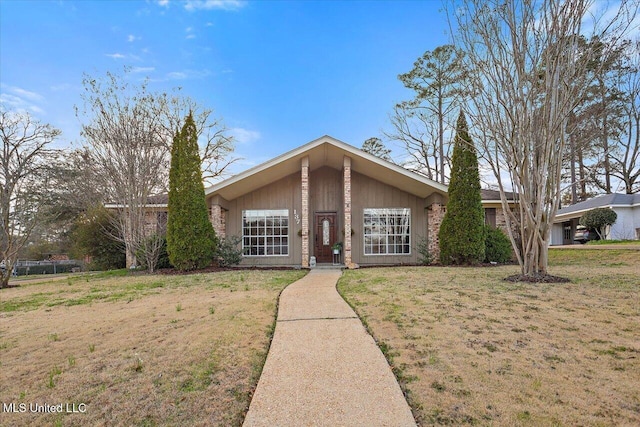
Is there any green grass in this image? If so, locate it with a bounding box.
[586,239,640,245]
[1,270,306,313]
[338,250,640,427]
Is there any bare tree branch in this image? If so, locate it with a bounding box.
[452,0,637,277]
[0,109,60,288]
[77,69,237,270]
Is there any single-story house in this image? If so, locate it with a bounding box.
[204,135,518,268]
[128,135,516,268]
[551,193,640,245]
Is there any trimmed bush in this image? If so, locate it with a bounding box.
[215,236,243,267]
[416,237,433,265]
[484,227,513,263]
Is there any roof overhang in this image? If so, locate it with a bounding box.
[205,135,448,201]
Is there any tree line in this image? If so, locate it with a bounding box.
[1,69,236,287]
[363,0,638,279]
[369,3,639,200]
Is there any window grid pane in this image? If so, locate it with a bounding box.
[363,208,411,255]
[242,209,289,256]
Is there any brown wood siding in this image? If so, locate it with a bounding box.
[225,172,302,266]
[351,171,426,265]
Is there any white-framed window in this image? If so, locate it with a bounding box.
[363,208,411,255]
[242,209,289,256]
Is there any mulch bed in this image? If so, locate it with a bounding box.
[503,274,571,283]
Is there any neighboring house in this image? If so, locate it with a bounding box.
[551,193,640,245]
[205,135,512,268]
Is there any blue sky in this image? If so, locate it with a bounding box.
[1,0,451,174]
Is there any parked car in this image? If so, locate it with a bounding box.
[574,226,599,244]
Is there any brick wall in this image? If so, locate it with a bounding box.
[427,203,444,260]
[301,157,310,268]
[210,204,226,239]
[496,207,518,236]
[343,156,353,268]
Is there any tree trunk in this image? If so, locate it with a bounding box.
[578,149,587,200]
[438,94,445,184]
[570,134,577,204]
[601,79,612,193]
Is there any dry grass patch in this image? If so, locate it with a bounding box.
[0,269,306,426]
[338,250,640,426]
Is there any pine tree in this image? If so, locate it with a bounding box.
[438,110,485,265]
[167,113,217,270]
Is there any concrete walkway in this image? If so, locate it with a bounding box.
[243,269,416,427]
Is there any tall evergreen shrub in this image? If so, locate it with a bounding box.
[166,113,217,270]
[438,110,485,264]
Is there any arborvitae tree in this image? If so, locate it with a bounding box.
[167,113,217,270]
[438,110,485,264]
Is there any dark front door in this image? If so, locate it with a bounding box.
[314,212,337,263]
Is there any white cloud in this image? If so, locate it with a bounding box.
[29,105,45,114]
[166,71,187,80]
[157,0,169,7]
[148,69,211,82]
[105,52,141,61]
[131,66,155,74]
[0,93,25,108]
[127,34,138,42]
[185,27,196,39]
[184,0,246,12]
[0,93,45,115]
[9,86,44,102]
[230,127,261,144]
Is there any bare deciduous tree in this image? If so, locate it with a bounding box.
[386,104,441,180]
[78,71,169,270]
[0,109,60,288]
[77,70,236,270]
[159,92,238,184]
[452,0,637,279]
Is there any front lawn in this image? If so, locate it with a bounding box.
[338,250,640,426]
[0,269,306,426]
